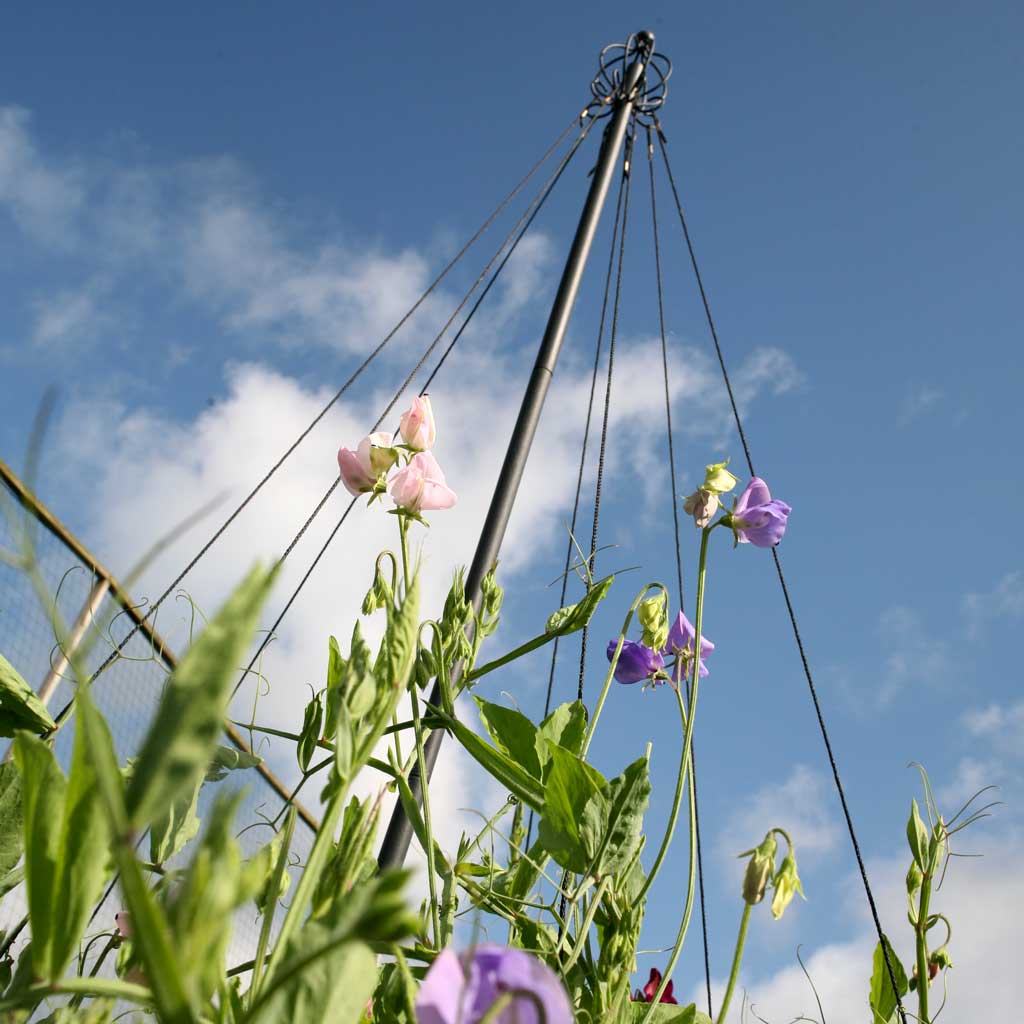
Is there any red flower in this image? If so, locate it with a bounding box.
[631,967,678,1004]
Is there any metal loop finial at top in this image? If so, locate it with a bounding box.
[588,30,672,124]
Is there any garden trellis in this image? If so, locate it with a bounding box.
[0,29,921,1024]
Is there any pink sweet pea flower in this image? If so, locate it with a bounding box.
[337,431,397,496]
[388,451,457,513]
[399,395,436,450]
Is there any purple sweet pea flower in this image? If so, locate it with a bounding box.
[415,945,573,1024]
[662,611,714,679]
[732,477,791,548]
[606,639,665,685]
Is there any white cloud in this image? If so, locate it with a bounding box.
[717,764,840,870]
[31,279,111,347]
[0,106,83,244]
[897,383,944,426]
[874,605,950,707]
[963,570,1024,638]
[695,823,1022,1023]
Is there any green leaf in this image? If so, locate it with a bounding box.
[205,744,262,782]
[74,687,196,1024]
[374,573,420,698]
[537,701,587,759]
[148,782,201,866]
[538,741,607,873]
[473,696,542,779]
[906,799,930,871]
[628,1002,711,1023]
[13,732,63,978]
[323,635,345,739]
[0,761,24,876]
[588,755,650,877]
[0,863,24,900]
[431,706,545,812]
[869,935,908,1024]
[249,932,376,1024]
[0,651,55,736]
[544,574,614,636]
[297,693,324,773]
[126,563,277,832]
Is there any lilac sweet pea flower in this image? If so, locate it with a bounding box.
[606,639,664,685]
[415,945,572,1024]
[731,477,791,548]
[662,611,714,679]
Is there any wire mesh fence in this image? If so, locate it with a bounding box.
[0,462,316,994]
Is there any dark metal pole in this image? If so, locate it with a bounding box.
[378,31,655,870]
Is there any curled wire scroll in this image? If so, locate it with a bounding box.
[589,32,672,124]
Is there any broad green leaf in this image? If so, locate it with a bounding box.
[373,573,420,701]
[52,717,110,977]
[474,696,542,779]
[538,741,607,873]
[628,1002,711,1023]
[74,688,196,1024]
[537,700,587,760]
[431,706,545,812]
[587,755,650,877]
[250,932,376,1024]
[0,863,24,900]
[149,783,201,866]
[0,761,24,876]
[297,693,324,772]
[0,651,55,736]
[13,732,63,977]
[165,792,251,1007]
[323,635,345,739]
[869,935,908,1024]
[126,563,277,832]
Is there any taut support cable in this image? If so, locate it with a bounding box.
[645,126,713,1019]
[655,123,908,1024]
[45,112,586,735]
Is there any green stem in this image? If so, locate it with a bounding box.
[582,582,666,758]
[715,902,753,1024]
[0,976,154,1013]
[398,513,442,948]
[636,666,689,902]
[916,871,933,1023]
[248,807,296,1008]
[463,631,558,684]
[561,876,610,977]
[641,527,712,1020]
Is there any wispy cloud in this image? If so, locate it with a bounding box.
[963,570,1024,638]
[897,382,944,426]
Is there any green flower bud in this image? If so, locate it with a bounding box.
[701,459,739,495]
[638,592,669,652]
[906,860,923,897]
[740,832,777,905]
[770,848,806,920]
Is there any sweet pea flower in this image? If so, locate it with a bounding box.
[389,451,457,513]
[415,945,572,1024]
[682,487,719,528]
[337,431,398,496]
[730,477,791,548]
[399,395,437,450]
[770,848,806,920]
[631,967,678,1004]
[606,638,664,685]
[662,611,715,679]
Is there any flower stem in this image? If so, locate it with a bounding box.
[640,527,712,1018]
[399,514,442,949]
[715,902,752,1024]
[915,870,933,1023]
[582,582,665,759]
[636,666,688,903]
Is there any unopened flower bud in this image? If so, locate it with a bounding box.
[906,860,923,897]
[638,593,669,652]
[740,832,777,905]
[682,488,719,528]
[701,459,739,495]
[770,847,805,920]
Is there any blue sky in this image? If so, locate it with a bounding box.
[2,3,1022,1019]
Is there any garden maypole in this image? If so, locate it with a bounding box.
[378,30,668,869]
